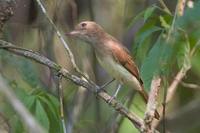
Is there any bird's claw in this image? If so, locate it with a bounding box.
[96,86,106,93]
[56,69,64,77]
[95,86,106,98]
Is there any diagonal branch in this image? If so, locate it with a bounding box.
[166,67,189,103]
[142,77,161,133]
[0,40,144,131]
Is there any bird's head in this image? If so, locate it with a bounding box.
[67,21,105,44]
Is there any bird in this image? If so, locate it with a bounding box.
[67,21,159,119]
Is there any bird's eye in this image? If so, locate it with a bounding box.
[81,22,87,28]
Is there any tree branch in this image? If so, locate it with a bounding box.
[181,81,200,90]
[142,77,161,133]
[166,68,187,103]
[0,40,144,131]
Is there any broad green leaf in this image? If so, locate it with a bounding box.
[24,95,36,110]
[127,5,156,29]
[35,90,62,133]
[127,5,171,30]
[141,37,163,90]
[38,96,58,116]
[35,99,50,131]
[135,25,162,47]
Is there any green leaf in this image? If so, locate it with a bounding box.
[38,96,59,119]
[127,10,145,29]
[133,13,163,63]
[141,40,160,90]
[159,15,170,30]
[177,39,191,70]
[135,25,162,47]
[35,90,62,133]
[141,35,173,91]
[24,95,36,110]
[11,116,25,133]
[144,6,156,22]
[35,99,50,131]
[17,59,41,88]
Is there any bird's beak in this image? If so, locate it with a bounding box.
[66,30,80,37]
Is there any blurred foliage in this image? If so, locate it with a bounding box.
[0,0,200,133]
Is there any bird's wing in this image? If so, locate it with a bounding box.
[110,42,143,84]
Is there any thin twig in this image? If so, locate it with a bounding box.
[161,3,179,132]
[0,40,145,132]
[34,0,94,85]
[58,75,66,133]
[166,3,178,42]
[166,67,190,103]
[35,0,76,68]
[181,81,200,90]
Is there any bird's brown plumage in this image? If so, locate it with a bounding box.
[108,41,143,84]
[67,21,160,119]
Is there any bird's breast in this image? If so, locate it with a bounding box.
[95,52,142,91]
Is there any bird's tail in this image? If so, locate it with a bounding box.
[139,89,160,120]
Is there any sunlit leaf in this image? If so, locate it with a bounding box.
[159,16,170,30]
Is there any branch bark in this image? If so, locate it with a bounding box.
[166,67,190,103]
[0,40,144,131]
[142,77,161,133]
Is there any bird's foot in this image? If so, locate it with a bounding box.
[107,84,122,104]
[95,79,115,94]
[96,86,106,93]
[108,96,116,104]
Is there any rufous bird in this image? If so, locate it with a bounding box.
[67,21,159,119]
